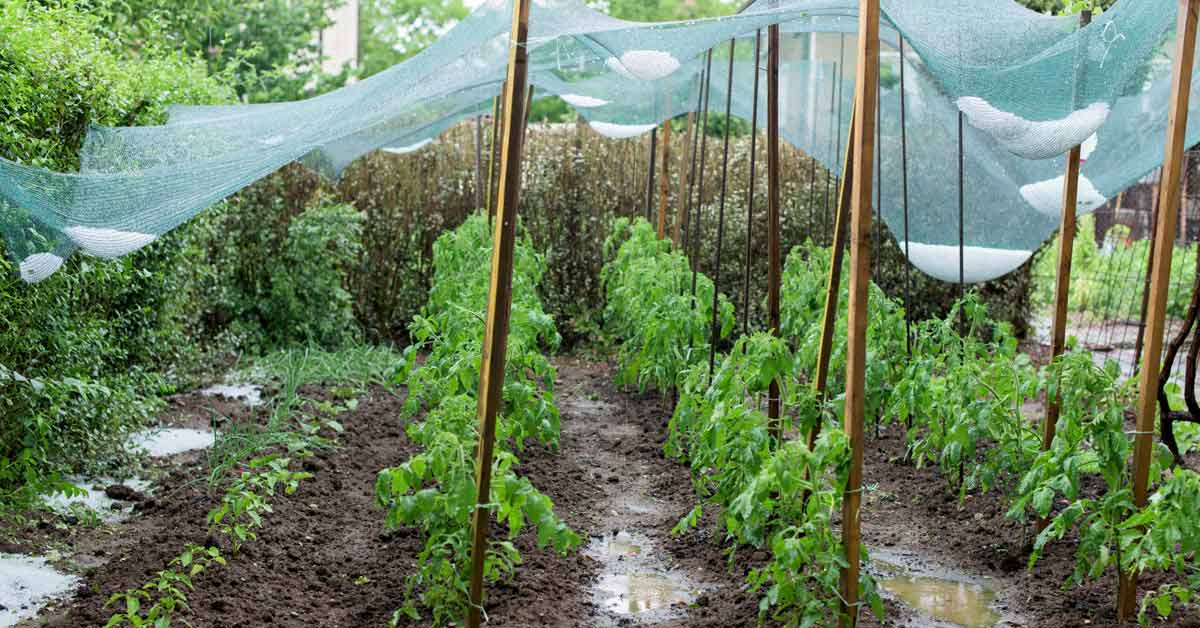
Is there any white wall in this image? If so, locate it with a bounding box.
[321,0,360,76]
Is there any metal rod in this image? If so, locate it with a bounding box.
[474,115,484,212]
[743,29,763,337]
[676,111,696,247]
[485,93,501,216]
[899,38,912,355]
[767,21,782,427]
[958,111,966,315]
[691,50,715,303]
[684,55,712,252]
[646,127,659,222]
[710,39,737,381]
[466,1,531,625]
[658,110,672,239]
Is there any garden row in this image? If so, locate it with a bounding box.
[374,215,578,626]
[600,216,1200,624]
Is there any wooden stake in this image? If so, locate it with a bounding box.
[466,1,530,625]
[799,109,856,512]
[486,88,503,218]
[811,106,857,419]
[1039,10,1092,533]
[840,0,880,623]
[646,127,658,223]
[474,115,484,212]
[1119,0,1200,620]
[521,85,535,149]
[767,22,782,427]
[1134,169,1164,371]
[658,115,672,239]
[675,112,696,247]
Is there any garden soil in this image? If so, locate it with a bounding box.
[15,357,1200,627]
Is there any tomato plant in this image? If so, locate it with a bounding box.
[376,215,578,626]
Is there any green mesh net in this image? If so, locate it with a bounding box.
[0,0,1190,285]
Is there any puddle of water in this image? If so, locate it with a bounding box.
[42,476,150,523]
[875,560,1001,628]
[128,428,214,457]
[588,531,642,558]
[0,554,79,627]
[200,383,263,407]
[596,573,694,615]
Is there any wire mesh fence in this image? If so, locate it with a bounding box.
[1029,149,1200,382]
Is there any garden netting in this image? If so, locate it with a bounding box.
[0,0,1192,284]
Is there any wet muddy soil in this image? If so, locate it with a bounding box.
[13,357,1200,627]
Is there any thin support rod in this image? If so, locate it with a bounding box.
[809,105,857,446]
[474,115,484,212]
[1039,10,1092,535]
[958,111,966,305]
[466,1,531,626]
[840,0,880,623]
[1119,0,1200,620]
[899,38,912,355]
[1134,168,1164,371]
[658,110,673,239]
[832,35,846,242]
[684,54,712,253]
[767,22,782,426]
[485,93,501,216]
[743,29,763,337]
[691,51,715,301]
[645,127,658,223]
[709,39,737,380]
[676,111,696,247]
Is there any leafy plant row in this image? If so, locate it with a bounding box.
[601,217,734,393]
[670,241,905,625]
[602,219,1200,624]
[375,215,579,626]
[105,408,342,627]
[890,297,1200,623]
[601,222,889,624]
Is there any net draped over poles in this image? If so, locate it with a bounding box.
[0,0,1193,285]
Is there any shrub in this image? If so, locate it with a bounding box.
[0,0,231,505]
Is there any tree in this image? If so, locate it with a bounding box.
[589,0,737,21]
[358,0,469,78]
[88,0,347,102]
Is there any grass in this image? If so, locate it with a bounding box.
[205,344,403,489]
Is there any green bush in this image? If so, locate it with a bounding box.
[185,184,366,352]
[266,201,364,347]
[0,0,231,506]
[0,0,233,171]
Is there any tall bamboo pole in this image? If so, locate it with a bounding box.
[1118,0,1200,619]
[767,21,782,427]
[1039,10,1092,534]
[465,1,530,626]
[840,0,879,623]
